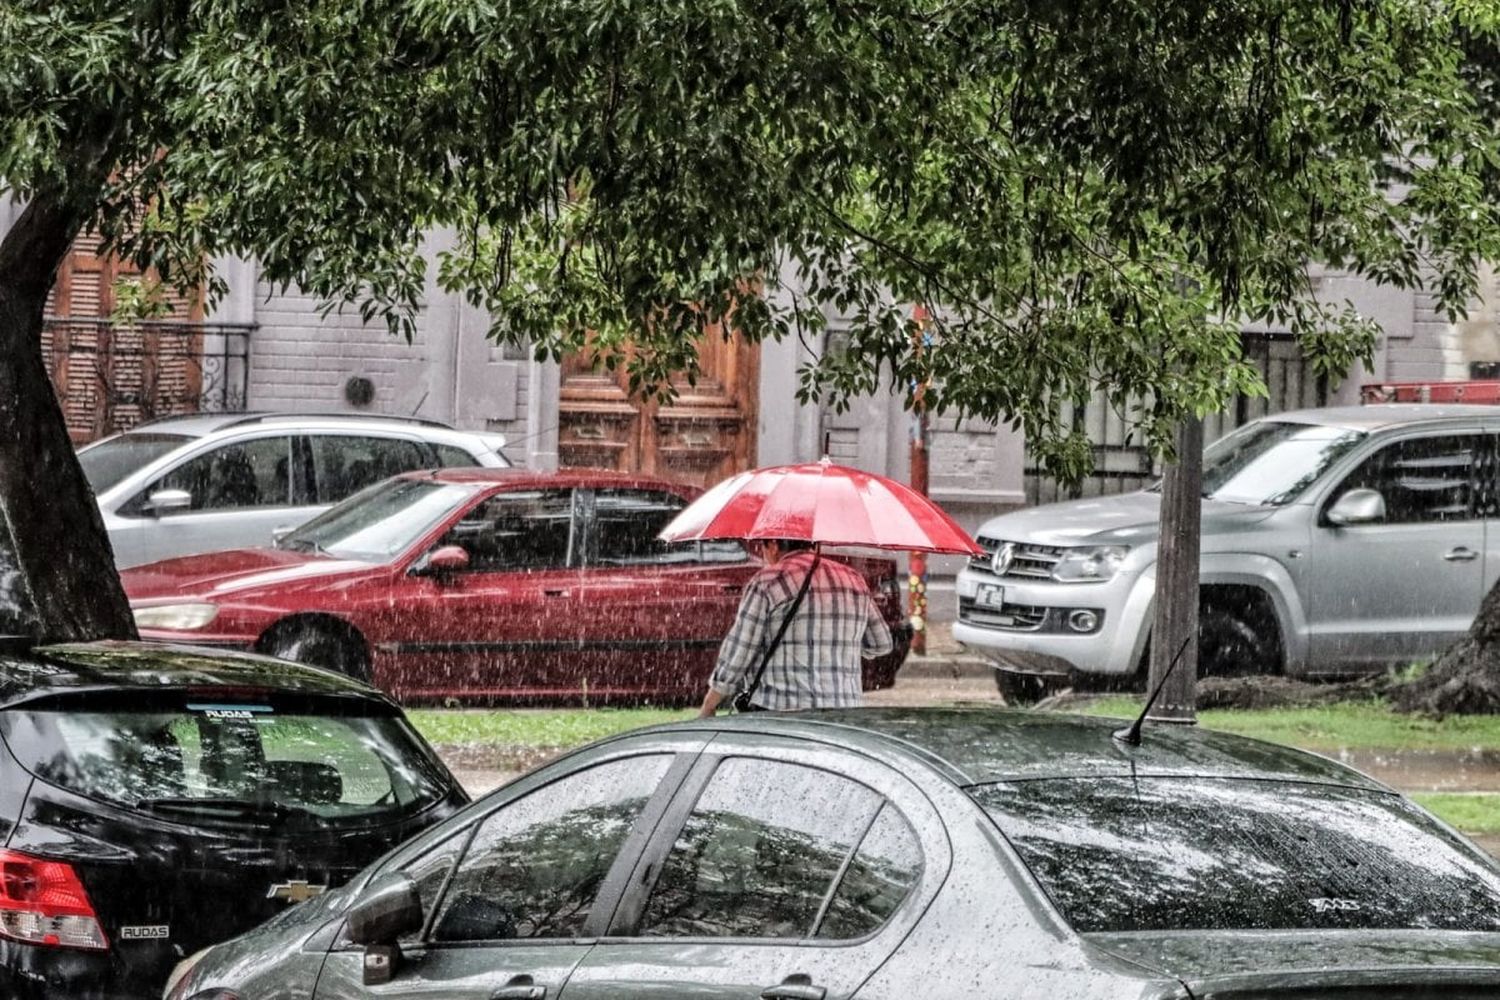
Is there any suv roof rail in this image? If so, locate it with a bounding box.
[136,411,456,432]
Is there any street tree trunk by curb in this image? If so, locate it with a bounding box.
[1147,415,1201,723]
[0,191,137,642]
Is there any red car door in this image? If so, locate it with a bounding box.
[381,487,591,702]
[577,487,753,703]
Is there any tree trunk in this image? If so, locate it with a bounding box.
[1395,578,1500,715]
[0,193,137,641]
[1147,415,1202,723]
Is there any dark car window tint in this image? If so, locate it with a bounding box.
[441,489,576,572]
[398,835,465,946]
[311,436,431,504]
[147,436,294,510]
[1331,435,1478,523]
[638,758,882,939]
[431,755,671,942]
[972,777,1500,933]
[433,444,480,468]
[593,490,747,566]
[1,705,450,822]
[815,803,922,939]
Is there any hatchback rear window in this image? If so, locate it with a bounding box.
[972,777,1500,933]
[1,701,451,826]
[78,433,193,493]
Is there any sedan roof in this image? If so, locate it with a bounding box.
[0,640,382,709]
[678,707,1385,790]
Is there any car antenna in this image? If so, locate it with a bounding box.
[1112,634,1193,747]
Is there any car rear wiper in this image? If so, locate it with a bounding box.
[135,797,329,827]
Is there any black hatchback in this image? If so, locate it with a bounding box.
[0,640,467,1000]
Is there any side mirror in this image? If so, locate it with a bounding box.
[411,544,470,577]
[347,873,423,985]
[145,489,193,517]
[1327,488,1386,526]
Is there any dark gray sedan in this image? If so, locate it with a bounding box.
[165,708,1500,1000]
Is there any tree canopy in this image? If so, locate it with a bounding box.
[3,0,1500,639]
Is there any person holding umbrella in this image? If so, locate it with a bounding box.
[698,537,893,715]
[658,458,985,715]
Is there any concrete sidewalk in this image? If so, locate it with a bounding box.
[864,621,1003,707]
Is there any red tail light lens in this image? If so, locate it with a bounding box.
[0,849,109,951]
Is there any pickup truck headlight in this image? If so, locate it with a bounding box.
[132,603,220,630]
[1051,545,1129,582]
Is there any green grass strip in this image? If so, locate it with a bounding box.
[1076,697,1500,753]
[1412,793,1500,836]
[409,707,691,748]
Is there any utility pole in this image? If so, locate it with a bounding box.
[908,305,932,654]
[1147,414,1201,723]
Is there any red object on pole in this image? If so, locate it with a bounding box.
[908,305,932,653]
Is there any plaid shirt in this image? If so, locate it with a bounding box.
[710,551,895,710]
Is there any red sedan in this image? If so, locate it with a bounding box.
[122,469,912,704]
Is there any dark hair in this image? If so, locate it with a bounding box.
[770,538,815,552]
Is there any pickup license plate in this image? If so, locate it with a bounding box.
[975,583,1005,609]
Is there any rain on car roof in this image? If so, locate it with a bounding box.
[0,641,377,708]
[683,707,1389,790]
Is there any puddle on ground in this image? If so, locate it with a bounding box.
[1330,749,1500,792]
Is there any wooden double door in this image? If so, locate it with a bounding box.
[558,329,759,487]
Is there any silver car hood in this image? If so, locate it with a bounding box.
[974,491,1279,548]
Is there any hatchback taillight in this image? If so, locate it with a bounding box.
[0,849,109,950]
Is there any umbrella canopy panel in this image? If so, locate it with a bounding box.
[659,460,983,556]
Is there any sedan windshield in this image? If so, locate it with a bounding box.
[78,432,192,493]
[1197,420,1366,505]
[1,700,451,825]
[973,777,1500,933]
[278,478,480,563]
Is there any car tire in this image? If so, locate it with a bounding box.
[1197,606,1275,678]
[261,623,371,683]
[994,669,1061,706]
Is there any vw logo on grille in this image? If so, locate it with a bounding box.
[992,542,1017,576]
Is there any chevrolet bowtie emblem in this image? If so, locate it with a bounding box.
[267,880,327,904]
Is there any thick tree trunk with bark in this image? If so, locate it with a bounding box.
[0,192,137,641]
[1395,579,1500,715]
[1147,416,1202,723]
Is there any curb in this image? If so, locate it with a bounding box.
[900,654,995,680]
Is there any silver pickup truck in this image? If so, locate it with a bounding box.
[954,404,1500,701]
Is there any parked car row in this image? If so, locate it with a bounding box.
[121,468,911,705]
[957,404,1500,700]
[8,641,1499,1000]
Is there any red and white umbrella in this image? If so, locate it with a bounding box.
[659,458,982,555]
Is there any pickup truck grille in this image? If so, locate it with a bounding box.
[970,537,1065,580]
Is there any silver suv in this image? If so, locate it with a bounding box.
[80,413,508,568]
[955,404,1500,698]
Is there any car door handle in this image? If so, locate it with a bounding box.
[542,588,570,597]
[1444,547,1480,562]
[761,976,826,1000]
[491,977,546,1000]
[722,584,743,594]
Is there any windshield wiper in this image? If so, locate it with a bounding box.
[135,797,328,826]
